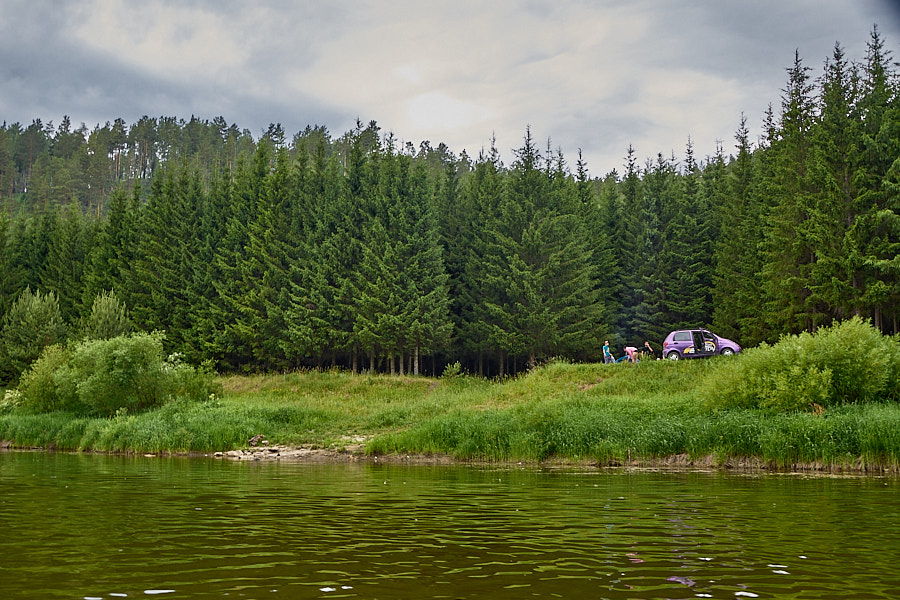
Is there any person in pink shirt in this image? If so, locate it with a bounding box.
[624,346,638,363]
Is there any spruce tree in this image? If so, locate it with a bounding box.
[455,140,506,375]
[712,118,766,344]
[41,204,89,323]
[761,50,820,334]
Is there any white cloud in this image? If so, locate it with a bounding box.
[406,92,493,132]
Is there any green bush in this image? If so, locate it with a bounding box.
[18,344,81,413]
[703,317,900,412]
[71,333,169,416]
[0,288,67,384]
[17,332,219,416]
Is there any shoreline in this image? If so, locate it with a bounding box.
[4,440,896,475]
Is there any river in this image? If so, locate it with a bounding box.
[1,451,898,599]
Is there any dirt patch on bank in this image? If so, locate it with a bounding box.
[211,446,897,474]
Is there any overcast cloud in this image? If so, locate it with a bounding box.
[2,0,900,174]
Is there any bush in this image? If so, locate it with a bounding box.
[0,288,67,384]
[17,332,219,416]
[71,332,170,416]
[18,344,81,413]
[703,317,900,412]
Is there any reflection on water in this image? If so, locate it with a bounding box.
[1,451,898,599]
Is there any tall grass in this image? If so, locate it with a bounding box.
[2,357,899,470]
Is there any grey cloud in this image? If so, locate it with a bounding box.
[3,0,900,174]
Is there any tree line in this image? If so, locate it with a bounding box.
[1,28,898,382]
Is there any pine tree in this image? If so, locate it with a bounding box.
[82,184,139,312]
[0,212,16,319]
[845,26,900,332]
[613,145,643,341]
[630,152,671,342]
[81,289,132,340]
[761,50,820,334]
[455,140,506,375]
[712,117,767,344]
[399,159,452,374]
[41,203,89,323]
[0,287,67,384]
[806,43,861,324]
[655,140,713,340]
[231,145,295,369]
[574,150,618,355]
[130,166,204,353]
[212,147,269,369]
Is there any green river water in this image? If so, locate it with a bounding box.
[1,451,898,599]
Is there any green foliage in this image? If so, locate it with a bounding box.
[2,29,900,377]
[68,333,170,416]
[17,332,219,417]
[2,362,900,468]
[80,290,132,340]
[0,287,67,384]
[702,317,900,412]
[17,344,79,412]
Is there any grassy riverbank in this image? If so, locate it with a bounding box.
[3,358,900,471]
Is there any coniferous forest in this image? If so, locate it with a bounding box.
[1,30,898,381]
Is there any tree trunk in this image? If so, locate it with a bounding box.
[414,345,420,376]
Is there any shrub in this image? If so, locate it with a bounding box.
[703,317,900,412]
[70,332,170,416]
[0,288,67,384]
[18,344,81,413]
[17,332,219,416]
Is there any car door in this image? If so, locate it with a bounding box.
[695,330,717,356]
[691,331,714,356]
[671,330,693,356]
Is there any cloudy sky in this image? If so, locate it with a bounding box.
[2,0,900,175]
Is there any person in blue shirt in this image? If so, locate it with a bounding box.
[603,340,613,364]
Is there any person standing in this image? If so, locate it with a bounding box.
[603,340,613,364]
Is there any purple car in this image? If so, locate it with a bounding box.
[661,329,741,360]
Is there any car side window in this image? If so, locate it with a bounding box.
[673,331,691,342]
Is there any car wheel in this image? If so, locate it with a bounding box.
[666,351,680,361]
[720,348,735,356]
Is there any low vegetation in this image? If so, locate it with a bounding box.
[1,320,898,471]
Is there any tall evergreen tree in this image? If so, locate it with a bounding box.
[806,43,861,324]
[845,26,900,331]
[761,50,821,334]
[41,203,90,323]
[455,139,506,375]
[713,118,766,344]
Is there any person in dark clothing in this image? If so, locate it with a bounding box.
[642,341,659,360]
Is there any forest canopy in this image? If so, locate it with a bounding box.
[1,28,898,381]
